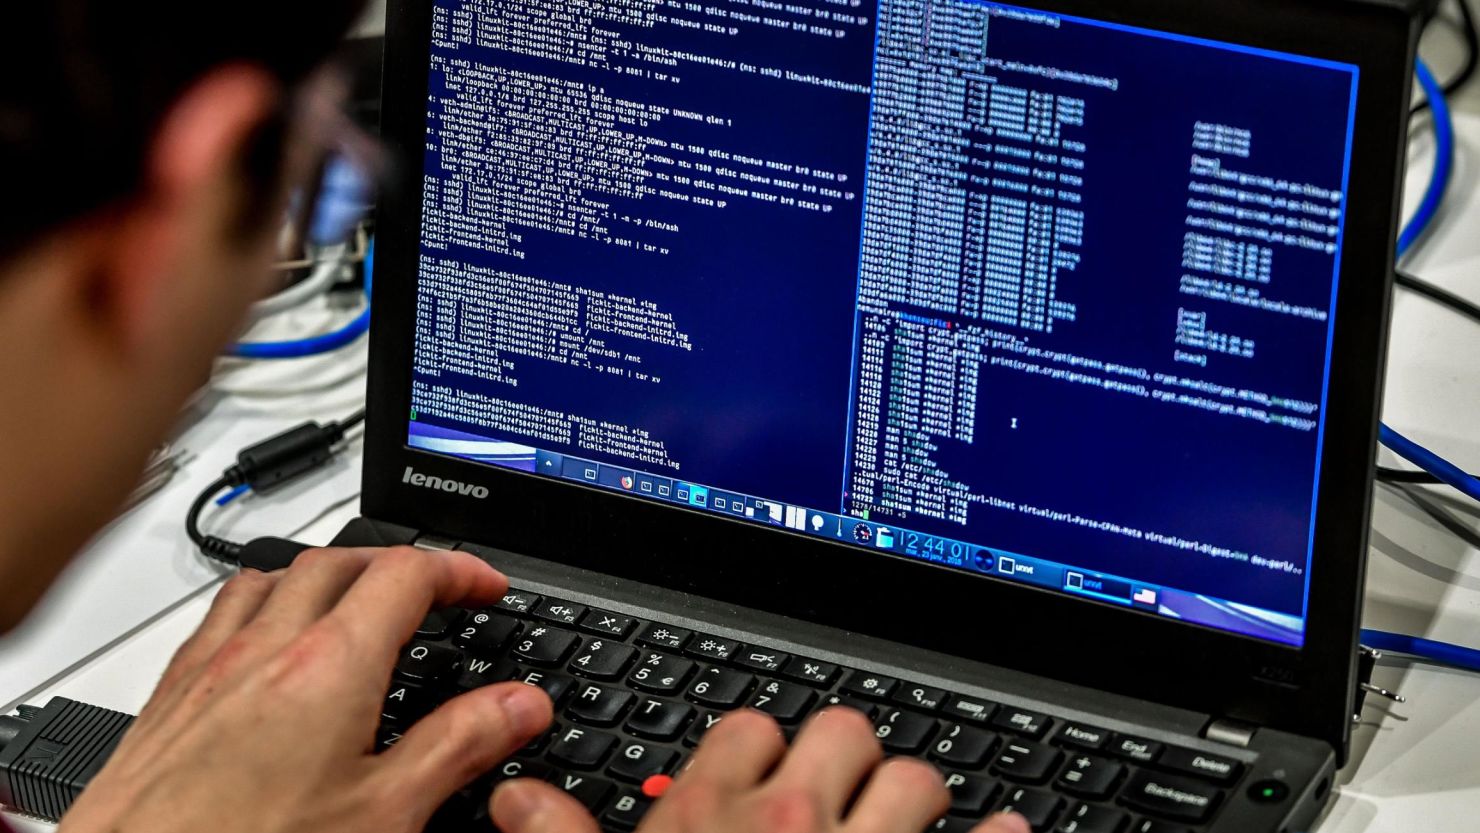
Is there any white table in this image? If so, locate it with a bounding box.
[5,12,1480,833]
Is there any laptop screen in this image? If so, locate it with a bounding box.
[406,0,1360,647]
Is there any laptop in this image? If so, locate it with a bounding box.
[351,0,1424,830]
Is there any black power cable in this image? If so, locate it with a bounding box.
[1414,0,1479,115]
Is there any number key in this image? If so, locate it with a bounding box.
[930,722,999,768]
[453,611,520,654]
[570,639,638,680]
[687,666,756,709]
[748,679,817,724]
[874,708,938,754]
[512,626,580,666]
[628,651,696,695]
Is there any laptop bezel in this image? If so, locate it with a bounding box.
[366,0,1422,759]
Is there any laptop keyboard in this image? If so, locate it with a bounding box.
[384,590,1243,833]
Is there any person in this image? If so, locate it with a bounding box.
[0,4,1029,833]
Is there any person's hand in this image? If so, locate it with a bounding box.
[491,708,1030,833]
[57,547,554,833]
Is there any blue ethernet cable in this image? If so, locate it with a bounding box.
[227,237,374,360]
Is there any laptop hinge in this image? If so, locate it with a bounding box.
[413,534,460,551]
[1203,718,1258,748]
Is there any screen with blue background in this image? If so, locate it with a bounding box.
[408,0,1359,646]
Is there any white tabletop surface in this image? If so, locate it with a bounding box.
[6,9,1480,833]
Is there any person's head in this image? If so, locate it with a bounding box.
[0,2,367,631]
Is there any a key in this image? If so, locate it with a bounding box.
[636,623,692,651]
[626,698,695,741]
[874,708,938,754]
[931,818,976,833]
[453,611,521,654]
[489,758,554,786]
[1107,735,1163,764]
[1157,746,1243,784]
[688,665,756,708]
[517,669,574,706]
[394,640,462,684]
[822,693,882,720]
[604,790,652,831]
[1054,753,1123,799]
[547,771,614,811]
[892,683,947,711]
[943,693,998,724]
[417,610,456,638]
[684,710,726,746]
[782,656,840,686]
[567,683,635,726]
[685,635,743,662]
[629,651,696,695]
[750,679,817,724]
[1054,723,1111,751]
[382,681,435,723]
[992,740,1061,784]
[930,722,999,768]
[1054,802,1129,833]
[991,707,1052,739]
[943,772,1001,816]
[497,591,542,614]
[570,639,638,680]
[841,670,899,699]
[374,727,404,753]
[1131,821,1191,833]
[735,648,790,674]
[522,722,559,755]
[1120,771,1220,823]
[458,656,519,691]
[998,787,1063,832]
[608,740,680,783]
[532,597,588,626]
[548,726,618,770]
[512,626,581,667]
[580,609,638,639]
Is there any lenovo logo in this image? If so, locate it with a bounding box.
[402,467,490,499]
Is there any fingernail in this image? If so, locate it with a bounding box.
[492,781,550,831]
[988,811,1032,833]
[496,684,552,735]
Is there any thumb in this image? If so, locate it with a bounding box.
[377,682,552,817]
[491,778,602,833]
[972,812,1032,833]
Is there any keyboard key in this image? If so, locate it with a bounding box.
[992,740,1060,784]
[453,611,521,654]
[931,818,976,833]
[841,670,899,699]
[580,609,638,639]
[548,771,614,812]
[382,681,435,723]
[684,710,726,747]
[570,639,638,680]
[458,656,519,691]
[687,665,756,709]
[568,683,635,727]
[497,591,542,614]
[685,635,743,662]
[532,598,588,626]
[1130,821,1191,833]
[1157,746,1242,785]
[998,787,1063,832]
[416,609,456,638]
[822,693,882,720]
[943,693,998,724]
[604,790,652,831]
[490,758,554,785]
[626,698,695,741]
[1054,802,1128,833]
[1107,735,1163,764]
[548,726,617,770]
[782,656,840,686]
[1120,771,1220,824]
[374,727,404,753]
[736,648,790,673]
[874,708,938,754]
[395,641,462,684]
[517,669,574,706]
[637,623,692,651]
[893,683,948,712]
[1055,723,1110,751]
[513,626,581,666]
[749,679,817,724]
[629,651,697,695]
[943,772,1001,816]
[522,722,558,755]
[1055,753,1123,799]
[992,707,1052,739]
[930,722,1000,768]
[609,740,680,783]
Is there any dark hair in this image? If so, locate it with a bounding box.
[0,1,367,261]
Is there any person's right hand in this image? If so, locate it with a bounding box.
[490,707,1030,833]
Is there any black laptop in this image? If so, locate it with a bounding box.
[348,1,1424,830]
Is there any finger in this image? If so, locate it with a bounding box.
[325,548,508,664]
[680,709,787,789]
[844,758,950,833]
[247,547,379,633]
[970,813,1031,833]
[379,683,553,817]
[769,707,882,816]
[490,779,601,833]
[154,570,282,695]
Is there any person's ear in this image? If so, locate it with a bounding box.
[91,65,280,354]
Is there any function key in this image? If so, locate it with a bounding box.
[512,625,581,666]
[685,635,743,662]
[992,739,1061,784]
[1120,770,1220,824]
[629,651,697,695]
[416,609,456,638]
[892,683,947,712]
[1158,746,1243,785]
[532,597,588,626]
[943,693,998,724]
[991,706,1052,739]
[1054,722,1110,750]
[1108,734,1163,764]
[841,670,900,699]
[874,707,939,755]
[781,656,840,686]
[453,611,520,654]
[580,609,638,639]
[497,590,542,614]
[735,647,791,673]
[749,679,818,724]
[394,640,462,684]
[637,623,692,651]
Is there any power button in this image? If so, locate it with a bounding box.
[1248,779,1290,804]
